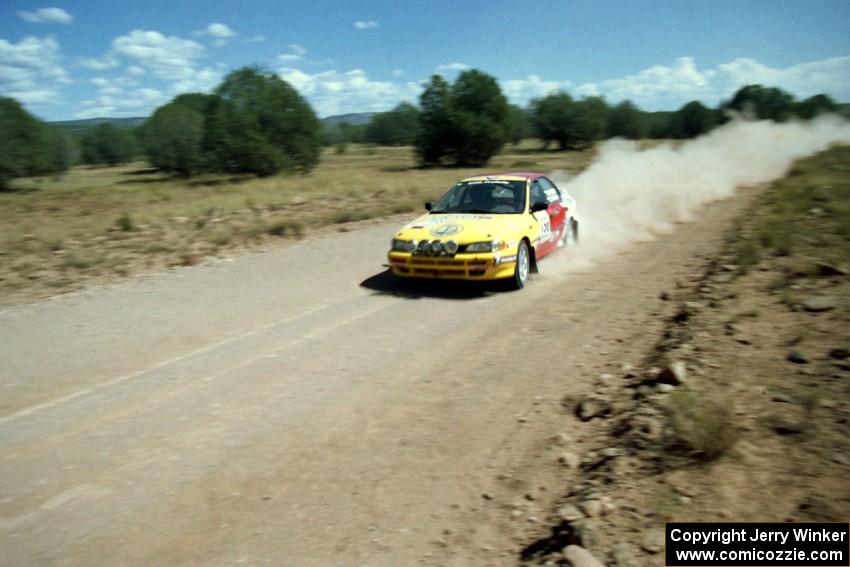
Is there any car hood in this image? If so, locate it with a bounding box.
[394,213,526,243]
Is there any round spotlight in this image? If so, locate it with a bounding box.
[443,240,459,254]
[416,240,430,254]
[430,240,443,254]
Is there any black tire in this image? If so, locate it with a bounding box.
[571,218,579,244]
[509,240,530,290]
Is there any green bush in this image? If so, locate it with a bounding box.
[663,391,739,462]
[0,97,72,189]
[141,67,322,178]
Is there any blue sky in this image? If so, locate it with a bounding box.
[2,0,849,121]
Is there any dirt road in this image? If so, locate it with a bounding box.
[0,188,756,566]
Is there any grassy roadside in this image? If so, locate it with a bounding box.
[514,144,850,566]
[0,142,594,305]
[738,145,850,275]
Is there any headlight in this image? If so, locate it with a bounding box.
[391,238,416,252]
[465,240,506,253]
[466,241,493,253]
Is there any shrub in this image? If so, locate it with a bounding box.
[662,391,739,462]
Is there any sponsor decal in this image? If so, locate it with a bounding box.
[533,211,552,242]
[468,179,512,185]
[430,224,464,237]
[404,214,493,231]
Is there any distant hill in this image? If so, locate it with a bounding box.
[50,113,377,132]
[321,113,376,127]
[51,117,147,132]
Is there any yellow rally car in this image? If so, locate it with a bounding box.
[387,173,579,289]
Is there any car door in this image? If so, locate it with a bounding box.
[539,177,567,242]
[530,180,557,257]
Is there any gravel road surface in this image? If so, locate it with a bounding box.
[0,190,755,566]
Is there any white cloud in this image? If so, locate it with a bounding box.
[716,56,850,101]
[436,62,470,73]
[111,30,206,80]
[353,21,379,30]
[194,23,237,47]
[71,29,223,117]
[278,67,419,116]
[392,69,405,77]
[277,44,307,63]
[575,57,711,107]
[502,74,571,105]
[75,86,164,118]
[246,34,266,43]
[572,55,850,110]
[18,7,73,25]
[91,76,137,89]
[169,66,223,94]
[76,75,164,118]
[77,55,119,70]
[0,35,70,105]
[202,23,236,39]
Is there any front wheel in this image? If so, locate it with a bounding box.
[509,240,530,290]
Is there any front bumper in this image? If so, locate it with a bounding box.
[387,251,517,280]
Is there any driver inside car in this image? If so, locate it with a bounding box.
[468,184,495,211]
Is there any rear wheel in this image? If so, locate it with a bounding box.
[560,217,579,247]
[509,240,530,290]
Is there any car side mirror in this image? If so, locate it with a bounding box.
[424,202,432,211]
[530,201,548,213]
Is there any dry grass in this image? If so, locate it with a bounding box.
[727,145,850,279]
[0,141,595,304]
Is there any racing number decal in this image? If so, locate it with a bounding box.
[533,211,551,243]
[539,216,551,241]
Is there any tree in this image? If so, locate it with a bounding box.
[450,70,510,165]
[415,75,453,165]
[532,92,608,150]
[213,67,321,174]
[794,94,837,120]
[415,70,510,166]
[201,95,282,176]
[531,92,573,149]
[607,100,646,140]
[365,103,420,146]
[143,101,205,177]
[80,123,136,166]
[722,84,796,122]
[671,100,717,138]
[571,96,609,147]
[507,104,531,145]
[643,112,673,139]
[0,97,72,189]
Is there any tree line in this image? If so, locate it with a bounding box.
[0,64,845,189]
[318,77,842,166]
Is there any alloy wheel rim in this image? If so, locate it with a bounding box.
[518,246,529,282]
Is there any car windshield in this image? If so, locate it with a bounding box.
[430,180,527,214]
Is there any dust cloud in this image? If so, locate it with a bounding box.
[550,115,850,270]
